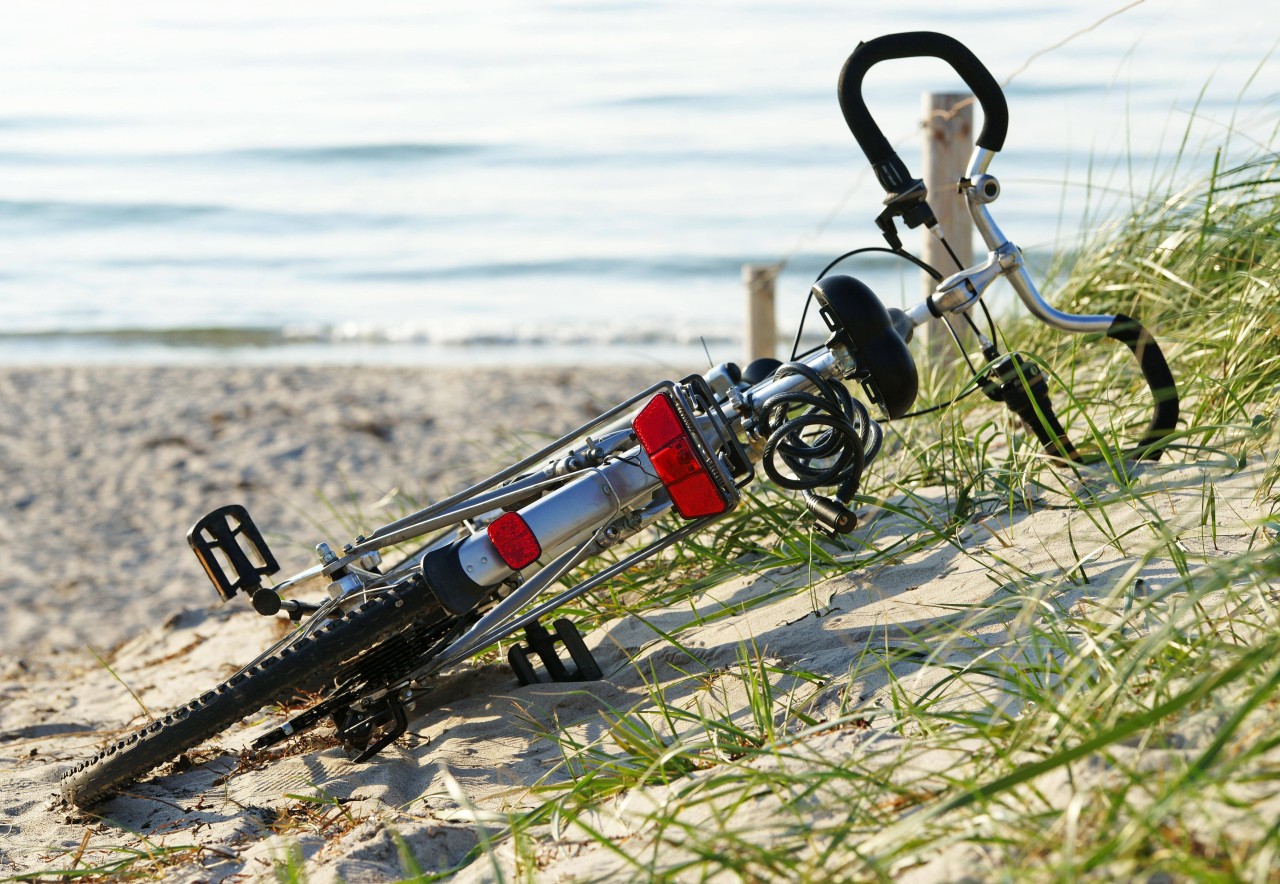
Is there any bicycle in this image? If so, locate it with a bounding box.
[61,31,1178,807]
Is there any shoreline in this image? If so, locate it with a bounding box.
[0,339,725,369]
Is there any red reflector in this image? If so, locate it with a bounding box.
[667,471,729,518]
[633,392,730,519]
[487,512,541,570]
[633,394,684,451]
[649,437,700,483]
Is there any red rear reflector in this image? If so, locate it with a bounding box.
[633,393,730,519]
[633,394,684,451]
[487,512,541,570]
[649,437,701,484]
[667,471,728,519]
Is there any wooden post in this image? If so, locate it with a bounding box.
[920,92,974,361]
[743,263,778,362]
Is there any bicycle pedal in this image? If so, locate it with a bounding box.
[187,504,280,601]
[334,699,409,763]
[508,618,602,686]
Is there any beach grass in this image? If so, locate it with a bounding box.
[421,145,1280,881]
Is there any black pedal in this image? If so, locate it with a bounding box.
[333,699,409,763]
[187,504,280,602]
[508,619,603,686]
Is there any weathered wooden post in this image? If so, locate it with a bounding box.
[921,92,974,360]
[743,263,779,362]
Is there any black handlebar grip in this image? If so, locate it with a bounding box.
[996,360,1081,462]
[838,32,1009,193]
[1022,382,1080,462]
[1106,314,1179,460]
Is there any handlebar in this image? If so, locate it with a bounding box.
[837,30,1179,460]
[838,31,1008,197]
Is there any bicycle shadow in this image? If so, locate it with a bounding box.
[554,469,1214,745]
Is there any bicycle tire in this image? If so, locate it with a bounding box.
[61,578,441,806]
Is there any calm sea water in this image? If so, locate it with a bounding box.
[0,0,1276,365]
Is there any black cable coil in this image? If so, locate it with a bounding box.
[758,362,883,504]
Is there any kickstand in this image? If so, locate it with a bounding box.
[508,619,603,686]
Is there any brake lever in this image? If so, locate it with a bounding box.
[874,179,939,251]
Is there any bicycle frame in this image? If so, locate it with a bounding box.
[194,29,1182,760]
[249,346,859,678]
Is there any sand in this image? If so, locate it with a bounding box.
[0,363,1271,880]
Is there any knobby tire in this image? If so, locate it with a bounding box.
[61,578,441,806]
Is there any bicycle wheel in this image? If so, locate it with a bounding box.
[61,577,442,806]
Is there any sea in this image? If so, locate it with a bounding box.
[1,0,1276,367]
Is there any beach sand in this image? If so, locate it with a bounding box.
[0,364,664,655]
[0,363,1270,880]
